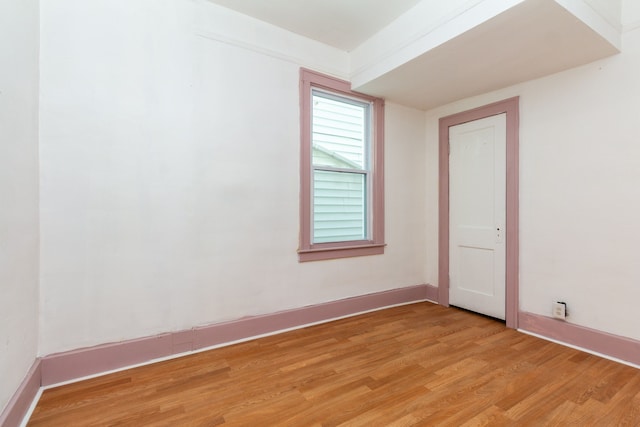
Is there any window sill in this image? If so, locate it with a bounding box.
[298,243,386,262]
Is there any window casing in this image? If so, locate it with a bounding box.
[299,68,385,262]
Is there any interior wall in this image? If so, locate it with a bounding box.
[38,0,428,356]
[424,24,640,341]
[583,0,622,26]
[622,0,640,28]
[0,0,40,414]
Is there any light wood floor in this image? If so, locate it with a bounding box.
[29,303,640,426]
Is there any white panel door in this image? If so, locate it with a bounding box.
[449,114,506,319]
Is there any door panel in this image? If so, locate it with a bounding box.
[449,114,506,320]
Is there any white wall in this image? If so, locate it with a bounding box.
[622,0,640,30]
[0,0,40,414]
[37,0,640,362]
[583,0,622,26]
[38,0,428,356]
[424,25,640,341]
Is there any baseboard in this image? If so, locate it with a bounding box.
[7,295,638,426]
[41,284,431,386]
[519,311,640,367]
[0,359,41,427]
[424,284,438,303]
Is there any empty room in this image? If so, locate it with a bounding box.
[2,0,640,425]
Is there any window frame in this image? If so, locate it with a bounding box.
[298,68,385,262]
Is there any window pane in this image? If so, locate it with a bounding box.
[313,170,366,243]
[312,92,367,169]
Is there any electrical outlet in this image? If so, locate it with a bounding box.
[552,302,567,320]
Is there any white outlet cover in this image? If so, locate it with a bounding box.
[552,302,566,319]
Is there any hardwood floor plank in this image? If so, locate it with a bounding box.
[28,303,640,426]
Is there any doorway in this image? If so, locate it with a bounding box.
[438,97,519,328]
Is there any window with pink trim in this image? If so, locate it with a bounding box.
[298,68,385,262]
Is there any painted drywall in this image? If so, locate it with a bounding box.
[555,0,621,49]
[350,0,483,73]
[622,0,640,30]
[38,0,428,356]
[583,0,622,27]
[350,0,524,87]
[0,0,40,415]
[194,1,349,80]
[424,24,640,341]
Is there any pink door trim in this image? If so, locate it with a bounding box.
[438,97,520,328]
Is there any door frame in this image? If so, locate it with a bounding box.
[438,97,519,328]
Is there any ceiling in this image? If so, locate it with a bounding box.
[207,0,621,110]
[206,0,423,51]
[355,0,621,110]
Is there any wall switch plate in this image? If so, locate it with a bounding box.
[552,301,567,319]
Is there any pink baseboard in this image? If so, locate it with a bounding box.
[424,284,438,302]
[0,359,41,427]
[41,334,176,386]
[5,294,639,426]
[519,312,640,366]
[41,284,431,386]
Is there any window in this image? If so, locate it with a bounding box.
[299,68,385,262]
